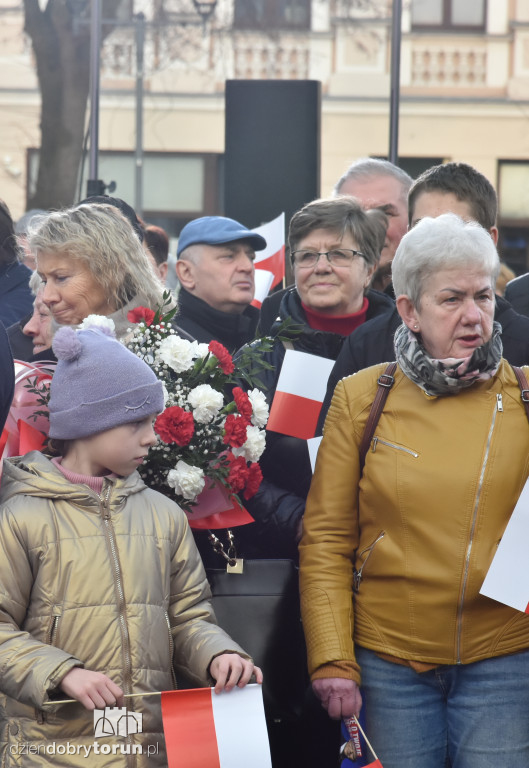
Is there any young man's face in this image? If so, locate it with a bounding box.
[176,239,256,314]
[410,190,475,228]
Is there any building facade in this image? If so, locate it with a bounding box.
[1,0,529,268]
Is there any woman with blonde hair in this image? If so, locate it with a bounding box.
[29,203,167,339]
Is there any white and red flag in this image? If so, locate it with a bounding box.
[252,269,275,308]
[161,684,271,768]
[251,213,285,307]
[267,350,334,440]
[480,475,529,613]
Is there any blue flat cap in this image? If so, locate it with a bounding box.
[177,216,267,258]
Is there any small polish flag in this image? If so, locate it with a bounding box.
[480,474,529,613]
[161,684,271,768]
[252,269,275,308]
[267,350,335,440]
[253,213,285,289]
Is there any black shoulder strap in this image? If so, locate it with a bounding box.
[512,366,529,424]
[359,362,397,473]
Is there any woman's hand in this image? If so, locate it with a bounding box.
[312,677,362,719]
[209,653,263,694]
[60,668,124,711]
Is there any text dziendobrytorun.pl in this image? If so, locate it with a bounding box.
[9,742,160,757]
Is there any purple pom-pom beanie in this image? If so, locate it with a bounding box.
[48,326,164,439]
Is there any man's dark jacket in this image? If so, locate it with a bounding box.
[505,273,529,318]
[236,286,394,560]
[173,288,259,352]
[0,261,33,328]
[317,294,529,432]
[0,321,14,432]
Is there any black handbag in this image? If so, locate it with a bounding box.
[206,554,308,722]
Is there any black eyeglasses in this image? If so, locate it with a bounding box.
[291,249,366,268]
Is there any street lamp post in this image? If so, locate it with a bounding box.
[388,0,402,166]
[86,0,218,201]
[87,0,104,196]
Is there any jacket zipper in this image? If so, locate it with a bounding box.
[371,436,418,458]
[165,611,178,690]
[353,531,385,592]
[47,607,62,646]
[456,393,502,661]
[99,482,136,768]
[99,482,133,696]
[36,608,63,723]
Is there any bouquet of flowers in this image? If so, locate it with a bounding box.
[126,299,271,521]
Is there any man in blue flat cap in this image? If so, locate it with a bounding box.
[174,215,267,351]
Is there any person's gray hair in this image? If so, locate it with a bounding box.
[28,203,165,311]
[392,213,500,308]
[334,157,412,198]
[29,270,42,296]
[288,196,387,269]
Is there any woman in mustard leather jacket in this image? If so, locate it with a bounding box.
[300,213,529,768]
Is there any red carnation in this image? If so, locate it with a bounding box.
[127,306,156,326]
[223,414,248,448]
[243,462,263,500]
[208,340,234,375]
[226,454,249,494]
[155,406,194,446]
[232,386,252,421]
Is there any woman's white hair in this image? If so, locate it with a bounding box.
[392,213,500,308]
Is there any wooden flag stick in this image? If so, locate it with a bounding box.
[44,690,164,706]
[352,714,380,762]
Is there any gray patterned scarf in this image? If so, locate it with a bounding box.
[394,322,503,396]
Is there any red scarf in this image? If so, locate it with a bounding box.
[302,297,369,335]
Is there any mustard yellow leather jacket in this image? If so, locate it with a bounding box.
[0,452,247,767]
[300,361,529,684]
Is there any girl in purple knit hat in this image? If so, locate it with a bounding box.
[0,321,261,767]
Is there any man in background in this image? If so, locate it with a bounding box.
[174,215,266,351]
[334,157,412,291]
[318,161,529,429]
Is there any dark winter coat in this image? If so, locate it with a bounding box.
[234,286,394,560]
[0,261,33,327]
[173,288,259,352]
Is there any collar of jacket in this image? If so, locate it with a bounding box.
[176,288,259,351]
[270,287,393,358]
[0,451,145,509]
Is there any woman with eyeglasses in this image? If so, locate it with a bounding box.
[238,196,391,561]
[233,196,392,768]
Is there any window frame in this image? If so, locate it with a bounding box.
[411,0,486,33]
[233,0,311,31]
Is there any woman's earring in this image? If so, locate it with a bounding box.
[413,324,419,330]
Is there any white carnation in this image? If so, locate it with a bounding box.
[195,343,210,359]
[167,460,205,501]
[80,315,116,333]
[157,335,196,373]
[187,384,224,423]
[232,425,266,462]
[248,388,269,428]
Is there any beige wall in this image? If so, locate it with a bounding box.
[3,0,529,222]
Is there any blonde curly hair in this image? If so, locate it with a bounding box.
[28,203,165,311]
